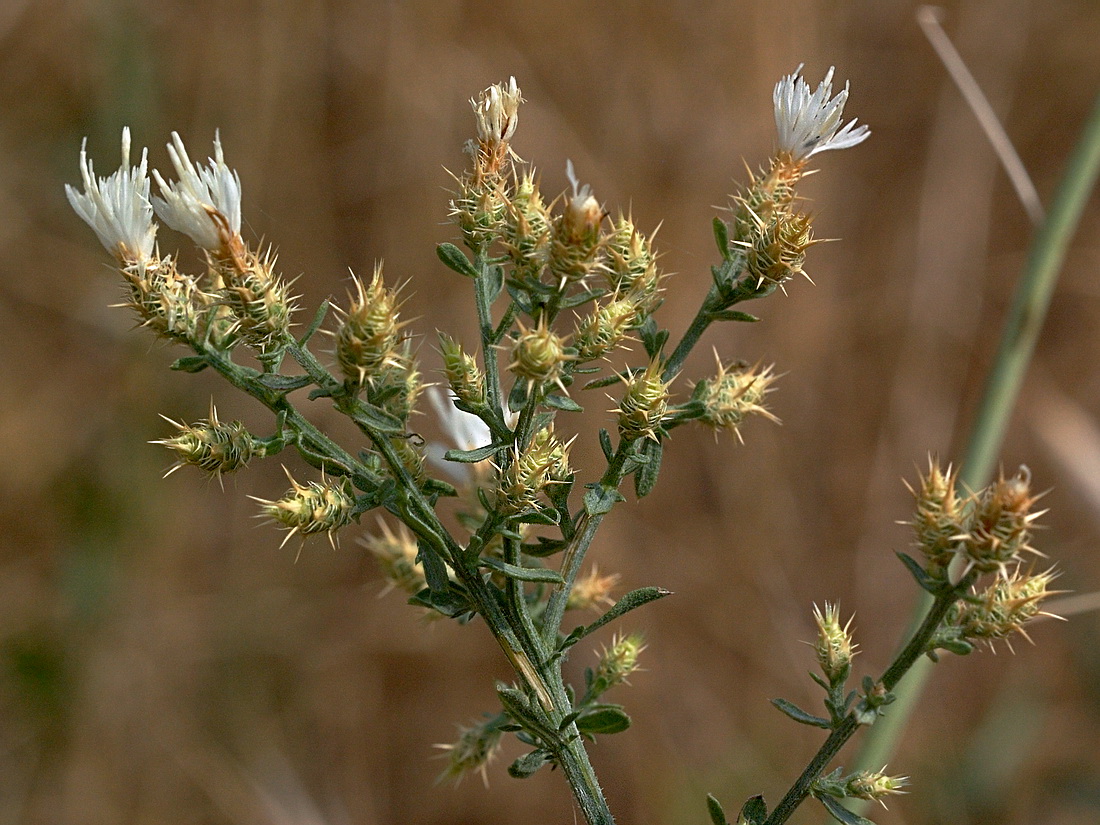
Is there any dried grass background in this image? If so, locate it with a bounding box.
[2,0,1099,823]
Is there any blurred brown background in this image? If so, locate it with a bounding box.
[2,0,1099,822]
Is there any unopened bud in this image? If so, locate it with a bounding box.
[574,298,640,363]
[736,208,816,288]
[698,357,779,440]
[502,173,551,282]
[154,405,260,477]
[435,717,505,786]
[547,161,604,287]
[905,459,965,578]
[567,566,620,611]
[615,361,670,442]
[219,247,295,354]
[844,769,909,806]
[252,471,358,548]
[590,633,645,696]
[498,427,571,515]
[336,265,404,386]
[961,467,1043,575]
[812,603,857,686]
[360,519,426,596]
[509,319,568,388]
[947,566,1060,649]
[439,333,487,409]
[605,215,662,312]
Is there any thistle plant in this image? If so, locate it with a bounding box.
[66,68,1060,825]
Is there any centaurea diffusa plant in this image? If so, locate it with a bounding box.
[66,69,1058,825]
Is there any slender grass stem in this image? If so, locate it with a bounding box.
[847,88,1100,802]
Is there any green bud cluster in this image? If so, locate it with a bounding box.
[812,603,857,687]
[590,633,645,696]
[360,520,426,597]
[435,717,505,786]
[509,320,568,388]
[121,258,207,342]
[615,362,670,442]
[254,473,358,547]
[502,173,551,282]
[335,267,404,386]
[698,359,779,439]
[217,247,296,354]
[604,216,662,313]
[439,333,486,409]
[154,407,259,477]
[574,298,639,363]
[497,427,570,515]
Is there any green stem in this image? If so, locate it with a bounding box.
[763,574,976,825]
[662,285,718,382]
[541,439,636,646]
[848,88,1100,797]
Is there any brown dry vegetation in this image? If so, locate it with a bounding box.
[1,1,1099,823]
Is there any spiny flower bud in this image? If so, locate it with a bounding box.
[736,208,816,289]
[905,459,965,578]
[218,247,296,354]
[843,769,908,806]
[590,633,645,696]
[439,333,487,409]
[731,161,799,242]
[574,298,639,363]
[360,519,426,597]
[614,361,671,442]
[509,318,569,389]
[335,265,404,386]
[811,603,857,686]
[547,161,604,288]
[502,172,551,282]
[567,566,619,611]
[698,356,779,441]
[252,471,358,548]
[365,344,422,422]
[497,427,571,515]
[961,467,1044,576]
[434,717,505,787]
[947,567,1060,650]
[153,405,260,478]
[119,257,207,342]
[604,215,662,312]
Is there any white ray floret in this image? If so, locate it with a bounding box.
[65,127,157,264]
[773,66,870,161]
[152,131,242,251]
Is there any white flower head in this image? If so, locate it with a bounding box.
[152,131,242,252]
[471,76,523,144]
[564,159,602,228]
[65,127,157,264]
[773,65,870,161]
[423,386,494,482]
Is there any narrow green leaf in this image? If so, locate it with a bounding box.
[709,309,760,323]
[421,478,458,498]
[508,749,553,778]
[170,355,209,373]
[583,483,625,516]
[737,795,768,825]
[308,386,334,400]
[818,794,877,825]
[571,586,672,642]
[561,287,608,309]
[544,394,583,412]
[351,404,406,435]
[633,438,663,498]
[895,552,942,594]
[298,298,330,345]
[480,556,564,584]
[706,794,731,825]
[444,443,501,463]
[771,698,832,729]
[599,428,614,461]
[576,705,631,735]
[523,536,567,557]
[583,371,633,391]
[712,216,731,260]
[436,242,479,277]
